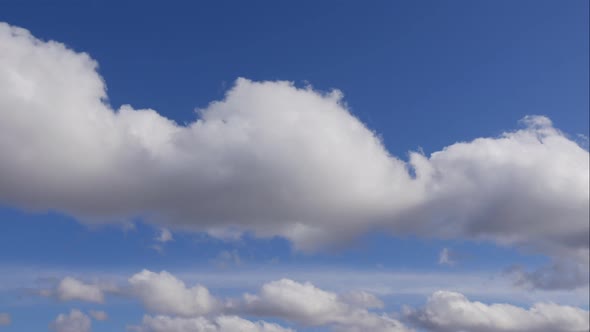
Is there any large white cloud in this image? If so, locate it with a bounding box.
[239,278,411,332]
[50,309,91,332]
[129,270,219,317]
[0,22,588,288]
[128,315,293,332]
[405,290,590,332]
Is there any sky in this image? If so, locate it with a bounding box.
[0,1,588,331]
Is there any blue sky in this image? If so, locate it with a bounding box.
[0,1,588,331]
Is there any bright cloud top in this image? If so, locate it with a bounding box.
[0,22,588,288]
[129,270,219,317]
[50,309,91,332]
[405,290,590,332]
[240,278,410,332]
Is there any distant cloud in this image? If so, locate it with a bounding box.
[20,268,590,332]
[50,309,91,332]
[89,310,108,321]
[128,315,293,332]
[155,228,173,243]
[505,258,590,290]
[438,248,455,266]
[404,290,590,332]
[0,313,10,326]
[123,270,410,331]
[0,21,587,289]
[37,276,117,304]
[56,277,104,303]
[129,270,219,317]
[151,228,174,253]
[239,278,410,331]
[212,250,242,268]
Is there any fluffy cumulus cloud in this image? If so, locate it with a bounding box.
[50,309,91,332]
[129,270,219,317]
[55,277,105,303]
[38,276,116,303]
[240,279,411,332]
[0,313,10,326]
[0,22,588,288]
[405,290,590,332]
[128,315,293,332]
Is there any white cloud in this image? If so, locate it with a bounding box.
[240,279,410,331]
[128,315,293,332]
[89,310,108,321]
[0,22,588,289]
[129,270,219,317]
[56,277,104,303]
[213,250,242,268]
[50,309,91,332]
[405,290,590,332]
[438,248,455,266]
[152,228,173,253]
[156,228,173,243]
[0,313,10,326]
[37,276,115,303]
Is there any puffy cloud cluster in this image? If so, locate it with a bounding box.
[240,279,409,331]
[125,272,410,332]
[33,270,590,332]
[405,290,590,332]
[50,309,91,332]
[0,22,588,288]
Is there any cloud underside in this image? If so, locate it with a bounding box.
[46,272,590,332]
[0,22,588,289]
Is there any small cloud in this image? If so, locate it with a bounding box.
[504,261,589,291]
[33,277,118,304]
[89,310,108,321]
[213,250,242,268]
[151,244,164,254]
[438,248,456,266]
[50,309,91,332]
[0,313,11,326]
[156,228,173,243]
[151,228,174,253]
